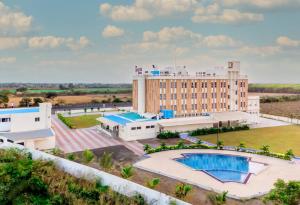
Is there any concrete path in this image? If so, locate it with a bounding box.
[52,116,144,156]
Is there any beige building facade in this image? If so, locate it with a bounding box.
[133,61,248,117]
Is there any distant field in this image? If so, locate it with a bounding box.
[1,87,132,95]
[199,125,300,155]
[249,84,300,93]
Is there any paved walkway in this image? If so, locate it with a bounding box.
[52,116,144,156]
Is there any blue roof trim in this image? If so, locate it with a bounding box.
[0,107,40,115]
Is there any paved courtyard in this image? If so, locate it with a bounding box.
[52,116,144,155]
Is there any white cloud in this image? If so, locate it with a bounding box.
[28,36,90,50]
[221,0,299,9]
[123,27,240,56]
[0,2,32,34]
[202,35,240,48]
[276,36,300,47]
[0,37,27,50]
[102,25,124,38]
[238,46,280,57]
[0,56,16,63]
[192,4,264,24]
[143,26,202,43]
[99,0,197,21]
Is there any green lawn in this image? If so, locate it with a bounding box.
[63,114,101,129]
[199,125,300,156]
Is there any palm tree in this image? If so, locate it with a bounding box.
[260,145,270,154]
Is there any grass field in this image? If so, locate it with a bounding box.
[249,84,300,93]
[198,125,300,156]
[63,114,101,129]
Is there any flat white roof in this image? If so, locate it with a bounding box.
[0,128,54,141]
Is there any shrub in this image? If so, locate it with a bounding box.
[175,183,192,199]
[121,165,134,179]
[143,144,151,152]
[236,142,246,151]
[51,147,63,156]
[176,140,185,149]
[67,153,75,161]
[189,125,249,137]
[285,149,295,160]
[146,178,160,189]
[82,149,94,163]
[157,131,179,139]
[133,193,146,205]
[208,191,228,205]
[264,179,300,205]
[216,140,224,150]
[99,152,113,170]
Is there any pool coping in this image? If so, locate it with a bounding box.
[173,153,268,184]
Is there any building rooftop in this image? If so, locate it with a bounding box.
[101,112,154,126]
[0,128,54,141]
[0,107,39,115]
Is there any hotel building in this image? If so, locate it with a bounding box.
[133,61,248,117]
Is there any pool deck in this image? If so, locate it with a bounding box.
[134,149,300,200]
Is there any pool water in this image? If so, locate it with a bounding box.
[175,153,250,183]
[104,112,155,125]
[0,107,39,115]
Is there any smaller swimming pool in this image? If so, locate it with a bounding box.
[175,153,251,183]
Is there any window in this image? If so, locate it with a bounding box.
[146,126,151,129]
[1,118,11,123]
[194,82,197,88]
[160,94,163,100]
[131,127,136,130]
[150,125,155,128]
[202,82,204,88]
[160,82,163,88]
[174,82,177,88]
[35,117,40,122]
[137,127,141,130]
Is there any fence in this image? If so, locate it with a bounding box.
[261,113,300,125]
[0,142,190,205]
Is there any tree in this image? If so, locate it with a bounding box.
[260,145,270,154]
[16,87,27,92]
[143,144,151,152]
[0,92,9,107]
[33,97,43,106]
[285,149,295,160]
[217,140,224,150]
[19,97,32,107]
[45,92,58,100]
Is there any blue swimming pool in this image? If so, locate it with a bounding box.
[175,153,250,183]
[104,112,154,125]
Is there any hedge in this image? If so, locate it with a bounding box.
[157,131,180,139]
[57,113,75,129]
[144,141,293,161]
[189,125,250,137]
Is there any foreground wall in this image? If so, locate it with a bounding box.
[0,142,190,205]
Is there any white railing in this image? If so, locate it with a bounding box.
[261,114,300,125]
[0,142,190,205]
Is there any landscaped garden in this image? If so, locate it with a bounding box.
[0,148,144,205]
[198,125,300,156]
[58,114,101,129]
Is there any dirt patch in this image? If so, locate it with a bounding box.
[261,101,300,119]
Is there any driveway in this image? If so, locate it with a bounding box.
[52,116,144,156]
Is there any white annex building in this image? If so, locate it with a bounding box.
[0,103,55,150]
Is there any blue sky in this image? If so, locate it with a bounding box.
[0,0,300,83]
